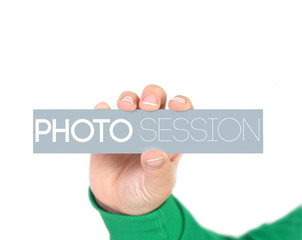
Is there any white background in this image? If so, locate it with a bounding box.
[0,1,302,239]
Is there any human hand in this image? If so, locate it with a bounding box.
[89,84,193,215]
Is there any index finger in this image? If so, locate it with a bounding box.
[168,95,194,111]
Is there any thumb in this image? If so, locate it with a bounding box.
[140,150,177,199]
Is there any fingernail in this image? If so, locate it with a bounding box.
[95,102,109,109]
[171,96,186,104]
[121,96,134,105]
[141,95,158,107]
[146,156,164,167]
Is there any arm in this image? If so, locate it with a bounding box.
[89,84,302,239]
[89,188,302,240]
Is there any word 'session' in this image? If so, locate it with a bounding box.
[33,109,263,153]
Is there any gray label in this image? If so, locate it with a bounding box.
[33,109,263,153]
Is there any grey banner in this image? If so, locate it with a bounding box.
[33,109,263,153]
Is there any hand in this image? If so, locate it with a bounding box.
[89,84,194,215]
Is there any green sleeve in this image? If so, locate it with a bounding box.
[89,188,302,240]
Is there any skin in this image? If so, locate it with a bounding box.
[89,84,194,215]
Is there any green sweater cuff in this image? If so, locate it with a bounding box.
[88,187,184,240]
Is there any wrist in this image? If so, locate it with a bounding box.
[94,197,126,215]
[90,186,170,215]
[88,187,184,240]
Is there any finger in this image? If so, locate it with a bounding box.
[139,84,167,111]
[168,95,194,111]
[141,150,177,198]
[94,101,110,110]
[167,95,194,166]
[117,91,140,111]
